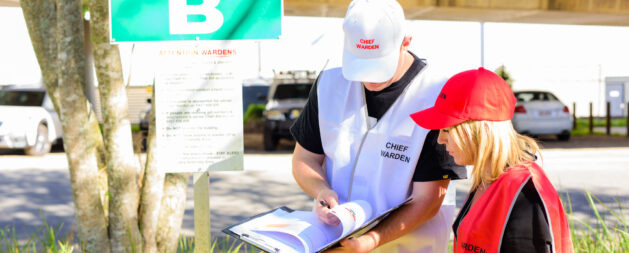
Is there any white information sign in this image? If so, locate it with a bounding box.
[155,43,252,173]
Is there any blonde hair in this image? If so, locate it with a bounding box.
[447,120,541,191]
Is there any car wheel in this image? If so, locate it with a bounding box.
[557,131,571,141]
[25,124,51,156]
[263,128,279,151]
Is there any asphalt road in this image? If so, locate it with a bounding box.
[1,135,628,244]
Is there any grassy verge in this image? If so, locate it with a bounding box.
[575,118,627,128]
[566,191,628,252]
[3,192,627,252]
[572,118,628,137]
[0,220,262,253]
[0,215,75,253]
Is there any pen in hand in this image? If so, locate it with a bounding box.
[319,200,331,209]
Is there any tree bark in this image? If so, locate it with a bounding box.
[54,0,111,252]
[140,89,165,253]
[89,0,143,250]
[84,18,110,226]
[22,0,109,225]
[20,0,59,105]
[23,1,191,252]
[156,173,189,253]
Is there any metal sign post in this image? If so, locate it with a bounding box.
[194,172,211,252]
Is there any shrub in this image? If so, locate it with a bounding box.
[243,104,265,124]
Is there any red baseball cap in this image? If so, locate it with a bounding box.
[410,67,516,130]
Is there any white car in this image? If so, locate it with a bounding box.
[0,86,62,155]
[511,90,572,141]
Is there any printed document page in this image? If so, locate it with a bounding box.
[228,200,373,253]
[329,200,372,237]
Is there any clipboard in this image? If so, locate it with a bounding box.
[222,206,295,253]
[223,198,412,253]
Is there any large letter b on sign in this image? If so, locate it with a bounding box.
[169,0,223,34]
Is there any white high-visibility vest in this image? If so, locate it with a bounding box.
[317,62,456,252]
[318,63,455,215]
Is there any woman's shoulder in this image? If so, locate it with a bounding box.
[503,162,547,179]
[496,163,536,183]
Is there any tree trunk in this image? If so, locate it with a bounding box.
[156,173,189,253]
[24,1,190,252]
[54,0,111,252]
[140,89,165,253]
[84,17,110,226]
[89,0,143,250]
[20,0,59,105]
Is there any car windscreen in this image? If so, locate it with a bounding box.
[243,85,269,112]
[243,85,269,103]
[0,90,45,106]
[515,92,559,102]
[273,84,311,100]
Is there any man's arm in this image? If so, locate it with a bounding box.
[292,143,341,225]
[292,142,326,198]
[329,179,450,252]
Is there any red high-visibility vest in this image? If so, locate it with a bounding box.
[454,163,573,253]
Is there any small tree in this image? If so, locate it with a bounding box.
[495,65,514,88]
[21,0,189,252]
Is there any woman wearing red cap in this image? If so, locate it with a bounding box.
[410,67,573,253]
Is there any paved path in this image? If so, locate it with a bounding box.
[1,137,628,243]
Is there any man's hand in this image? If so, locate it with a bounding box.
[316,188,341,225]
[325,234,377,253]
[292,143,340,225]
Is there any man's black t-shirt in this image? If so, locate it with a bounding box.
[290,52,466,182]
[452,180,553,253]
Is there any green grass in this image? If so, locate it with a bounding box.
[177,236,262,253]
[1,214,75,253]
[0,221,262,253]
[571,128,596,137]
[572,118,628,136]
[130,124,141,133]
[575,118,627,128]
[565,191,629,252]
[3,194,627,252]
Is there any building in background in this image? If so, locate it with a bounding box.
[605,77,629,117]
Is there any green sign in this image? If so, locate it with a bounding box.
[110,0,281,42]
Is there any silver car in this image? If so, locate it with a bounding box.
[0,86,62,155]
[511,90,572,141]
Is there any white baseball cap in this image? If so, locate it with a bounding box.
[342,0,406,83]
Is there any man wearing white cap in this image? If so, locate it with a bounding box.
[290,0,466,252]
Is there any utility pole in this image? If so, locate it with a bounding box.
[480,22,485,67]
[598,64,602,117]
[257,41,262,78]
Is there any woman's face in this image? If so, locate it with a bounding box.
[437,128,471,165]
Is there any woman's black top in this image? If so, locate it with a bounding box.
[452,180,554,253]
